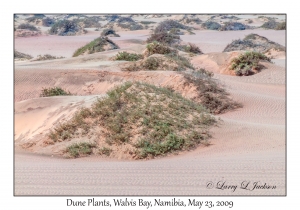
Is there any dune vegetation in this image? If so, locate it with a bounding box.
[49,82,217,159]
[73,36,119,57]
[230,51,271,76]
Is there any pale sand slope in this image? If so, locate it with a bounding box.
[14,29,285,195]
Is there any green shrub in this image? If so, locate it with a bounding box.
[275,22,286,30]
[182,70,242,114]
[33,14,45,18]
[230,51,271,76]
[99,147,112,156]
[146,31,180,45]
[81,18,101,28]
[146,41,175,55]
[193,68,214,78]
[115,51,143,61]
[165,52,195,70]
[49,20,86,36]
[14,50,33,60]
[202,21,221,30]
[67,142,96,158]
[34,54,65,61]
[142,57,161,70]
[113,17,143,30]
[220,22,248,31]
[175,43,203,54]
[154,19,189,33]
[261,20,278,29]
[17,23,38,31]
[40,87,71,97]
[140,21,156,25]
[223,33,285,53]
[42,17,55,27]
[73,36,119,57]
[26,16,42,23]
[101,29,120,37]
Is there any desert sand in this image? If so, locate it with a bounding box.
[14,14,285,195]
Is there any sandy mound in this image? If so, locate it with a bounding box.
[15,95,101,150]
[223,33,285,53]
[16,82,217,160]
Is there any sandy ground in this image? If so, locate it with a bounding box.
[14,22,285,195]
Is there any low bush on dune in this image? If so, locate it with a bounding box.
[122,42,195,71]
[33,54,65,61]
[154,19,190,34]
[275,22,286,30]
[201,21,221,30]
[101,29,120,37]
[115,51,143,61]
[103,16,143,31]
[164,52,195,70]
[146,20,194,46]
[223,33,285,53]
[261,19,286,30]
[140,21,156,25]
[179,17,202,25]
[145,41,176,56]
[116,17,143,30]
[49,20,86,36]
[80,17,102,28]
[25,14,45,23]
[174,43,203,54]
[230,51,271,76]
[220,15,240,20]
[14,50,33,60]
[104,14,121,22]
[42,17,55,27]
[142,57,161,70]
[26,16,42,24]
[220,22,249,31]
[182,69,242,114]
[17,23,39,31]
[261,20,278,29]
[98,147,113,156]
[123,52,194,72]
[33,14,45,18]
[247,19,253,24]
[146,31,180,45]
[40,87,72,97]
[73,36,119,57]
[65,14,87,19]
[48,82,217,159]
[66,142,96,158]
